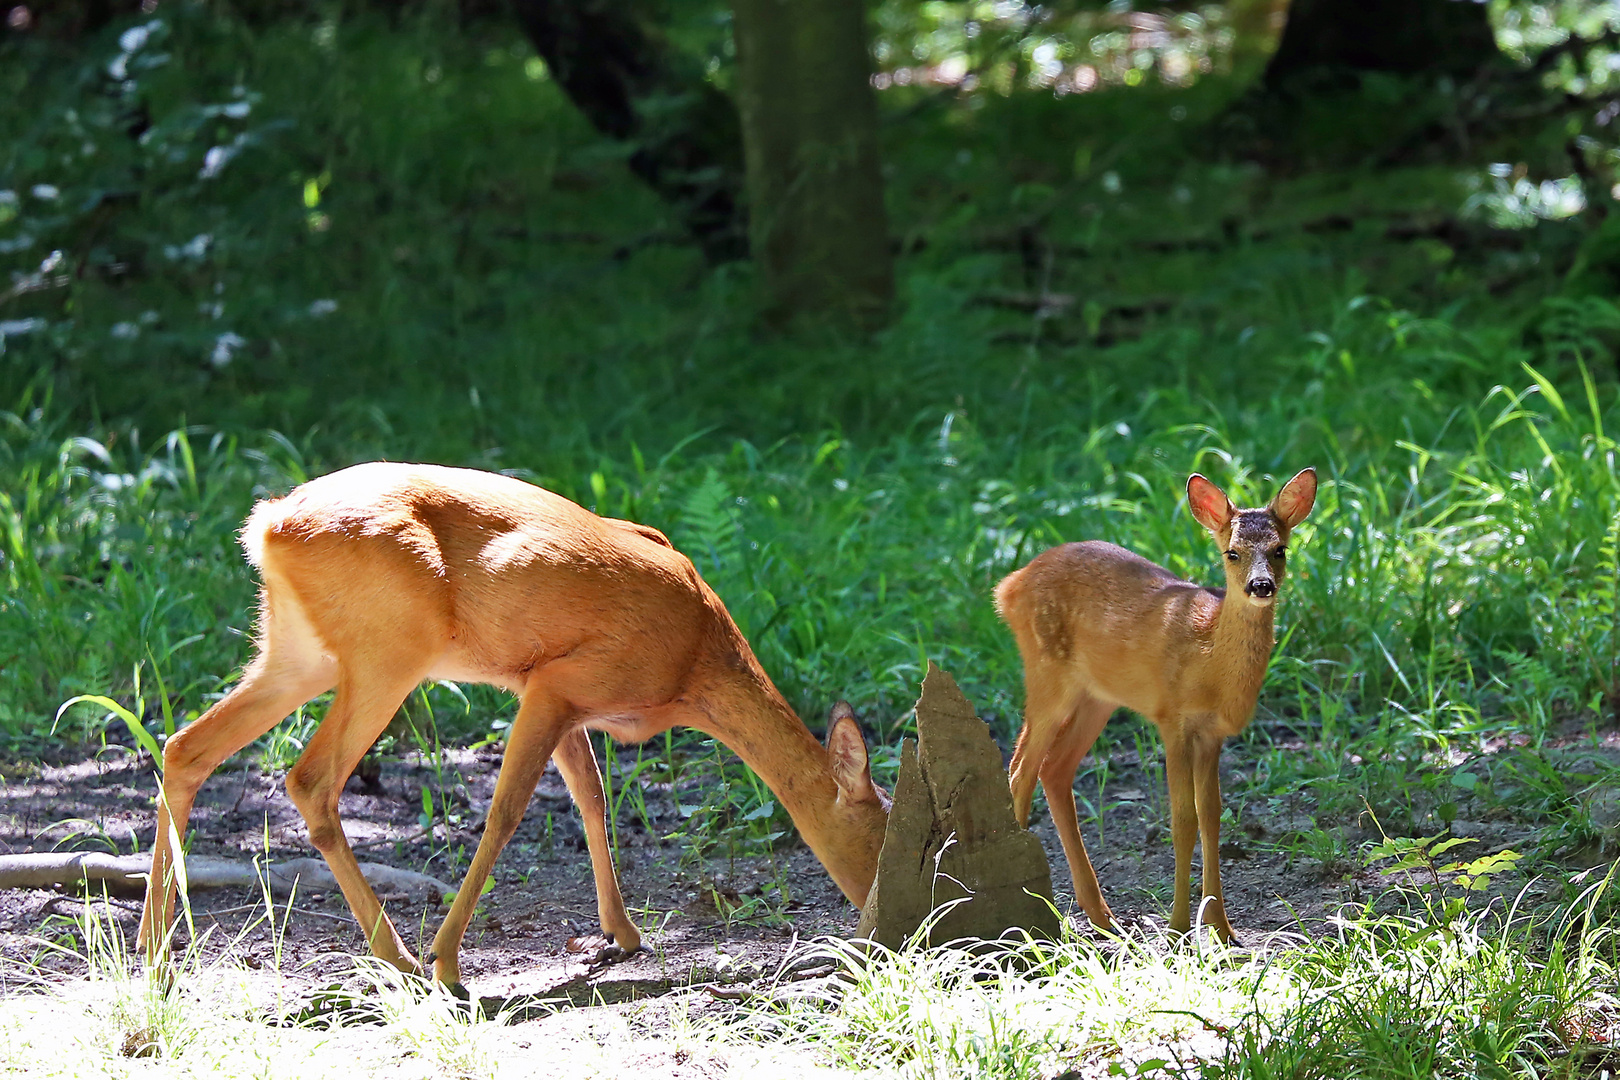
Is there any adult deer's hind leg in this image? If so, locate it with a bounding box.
[283,661,429,975]
[553,727,640,956]
[1037,693,1116,932]
[139,596,336,962]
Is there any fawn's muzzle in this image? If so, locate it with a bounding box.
[1245,578,1276,599]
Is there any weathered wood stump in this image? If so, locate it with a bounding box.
[855,662,1060,949]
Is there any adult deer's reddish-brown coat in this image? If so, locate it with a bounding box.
[996,468,1317,943]
[138,462,889,986]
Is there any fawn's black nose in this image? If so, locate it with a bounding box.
[1246,578,1276,598]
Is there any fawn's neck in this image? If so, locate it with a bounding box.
[1209,591,1276,718]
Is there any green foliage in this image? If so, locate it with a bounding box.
[0,394,300,745]
[1364,812,1525,922]
[4,2,1620,882]
[6,12,1620,1074]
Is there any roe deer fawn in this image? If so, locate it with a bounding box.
[137,462,890,987]
[995,468,1317,944]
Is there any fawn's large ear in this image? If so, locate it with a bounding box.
[1187,474,1234,534]
[826,702,880,804]
[1269,467,1317,529]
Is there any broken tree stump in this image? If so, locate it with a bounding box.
[856,662,1060,949]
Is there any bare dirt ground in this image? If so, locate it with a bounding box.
[0,734,1427,991]
[0,742,857,1006]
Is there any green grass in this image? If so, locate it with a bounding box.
[4,873,1614,1079]
[735,878,1620,1079]
[4,9,1620,1065]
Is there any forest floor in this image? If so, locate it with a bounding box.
[0,729,1585,995]
[0,729,1615,1076]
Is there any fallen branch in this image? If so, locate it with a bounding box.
[201,902,357,925]
[0,852,455,903]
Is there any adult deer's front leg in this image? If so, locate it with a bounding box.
[553,728,640,954]
[431,685,572,987]
[1192,733,1239,944]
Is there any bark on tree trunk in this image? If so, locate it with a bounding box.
[510,0,748,263]
[1263,0,1499,90]
[732,0,894,330]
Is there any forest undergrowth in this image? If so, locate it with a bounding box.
[3,4,1620,1076]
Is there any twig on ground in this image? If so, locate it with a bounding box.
[350,828,431,851]
[202,903,356,925]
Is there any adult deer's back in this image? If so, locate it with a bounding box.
[140,462,890,987]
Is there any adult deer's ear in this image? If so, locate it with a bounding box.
[1270,468,1318,529]
[1187,474,1234,534]
[827,702,880,804]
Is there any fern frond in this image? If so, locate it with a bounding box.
[678,468,742,579]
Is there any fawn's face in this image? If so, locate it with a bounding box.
[1187,468,1318,609]
[1221,511,1290,606]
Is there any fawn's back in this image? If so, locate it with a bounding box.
[995,539,1265,735]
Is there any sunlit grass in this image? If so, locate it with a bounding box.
[728,879,1620,1079]
[0,892,847,1079]
[5,871,1614,1079]
[4,357,1617,833]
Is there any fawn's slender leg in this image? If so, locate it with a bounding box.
[1009,664,1081,827]
[431,685,572,986]
[139,635,335,961]
[1037,693,1116,931]
[552,727,640,952]
[1191,733,1238,944]
[284,666,427,974]
[1161,724,1198,935]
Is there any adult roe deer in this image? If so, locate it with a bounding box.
[137,462,890,987]
[995,468,1317,944]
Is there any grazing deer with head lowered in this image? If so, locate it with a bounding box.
[137,462,890,987]
[995,468,1317,944]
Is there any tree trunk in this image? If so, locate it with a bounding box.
[1227,0,1289,76]
[510,0,747,263]
[732,0,893,330]
[1263,0,1499,90]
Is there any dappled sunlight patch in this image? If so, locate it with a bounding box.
[0,896,849,1079]
[729,928,1304,1078]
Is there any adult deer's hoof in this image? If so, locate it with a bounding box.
[566,933,640,967]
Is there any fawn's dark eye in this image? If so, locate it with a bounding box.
[1274,546,1287,560]
[1225,550,1239,562]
